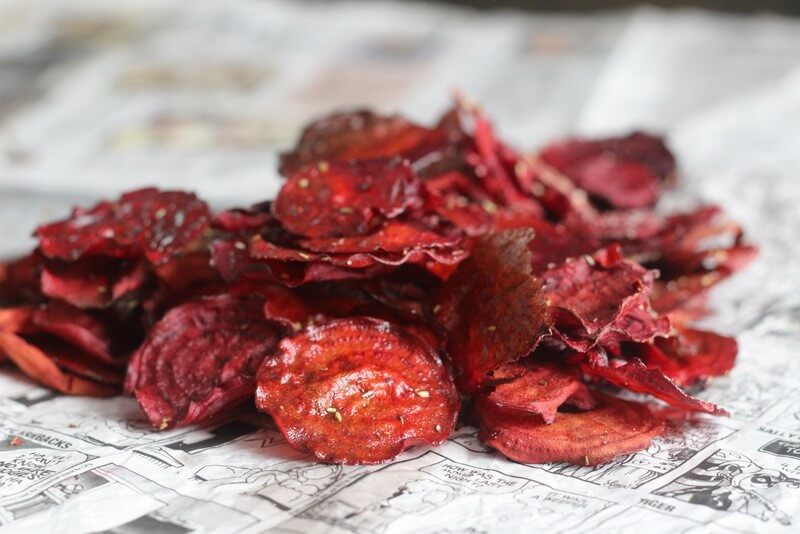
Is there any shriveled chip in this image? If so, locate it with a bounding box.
[299,221,460,254]
[437,229,550,393]
[540,132,675,209]
[30,301,118,364]
[477,392,663,465]
[37,188,211,264]
[273,159,420,238]
[212,201,275,234]
[642,326,737,387]
[126,295,280,428]
[41,257,148,309]
[279,110,444,176]
[0,332,116,396]
[583,351,726,416]
[486,361,595,423]
[0,253,43,305]
[255,318,459,464]
[541,245,656,346]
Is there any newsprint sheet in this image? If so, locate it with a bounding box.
[1,1,800,533]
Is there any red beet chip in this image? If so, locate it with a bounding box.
[0,253,43,305]
[583,350,726,416]
[41,256,149,309]
[273,159,420,238]
[0,306,35,333]
[477,392,663,465]
[37,188,211,265]
[642,326,737,387]
[436,229,550,393]
[279,110,443,176]
[540,132,674,209]
[0,331,117,396]
[541,245,658,347]
[486,362,596,423]
[212,201,275,234]
[299,221,459,254]
[126,295,280,429]
[255,317,459,464]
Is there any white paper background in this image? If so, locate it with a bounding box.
[1,1,800,532]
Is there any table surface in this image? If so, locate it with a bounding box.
[0,1,799,533]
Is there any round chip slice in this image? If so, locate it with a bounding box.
[255,317,459,464]
[37,188,211,264]
[477,392,663,465]
[126,295,280,429]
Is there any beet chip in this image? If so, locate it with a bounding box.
[642,326,737,387]
[437,229,550,393]
[255,318,459,464]
[279,110,444,176]
[41,257,148,309]
[583,350,726,416]
[540,132,674,209]
[37,188,211,264]
[126,295,280,429]
[477,392,663,465]
[541,245,661,349]
[0,332,117,396]
[486,362,596,423]
[273,159,420,238]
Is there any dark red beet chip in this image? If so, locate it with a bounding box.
[255,318,459,464]
[37,188,211,264]
[583,350,727,416]
[486,361,596,423]
[437,229,550,393]
[273,159,420,238]
[40,256,148,309]
[279,110,444,177]
[0,331,117,396]
[126,295,280,429]
[642,326,737,387]
[477,392,663,465]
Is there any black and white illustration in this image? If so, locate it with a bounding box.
[275,451,613,533]
[655,449,800,527]
[540,421,735,489]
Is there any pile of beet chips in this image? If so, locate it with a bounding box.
[0,97,756,465]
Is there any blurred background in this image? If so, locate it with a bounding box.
[0,0,798,257]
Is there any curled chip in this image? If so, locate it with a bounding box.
[541,245,659,348]
[437,229,550,393]
[126,295,280,429]
[273,159,420,238]
[255,318,459,464]
[0,332,117,396]
[486,362,596,423]
[37,188,211,265]
[642,326,737,387]
[477,392,663,465]
[279,110,444,176]
[583,350,726,416]
[30,301,120,364]
[540,132,674,209]
[41,257,149,309]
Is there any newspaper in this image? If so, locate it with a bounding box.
[1,1,800,532]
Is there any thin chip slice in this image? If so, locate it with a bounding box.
[126,295,280,428]
[642,326,737,387]
[30,301,118,364]
[0,332,116,396]
[0,306,34,333]
[584,351,727,416]
[37,188,211,264]
[273,159,420,238]
[279,110,442,176]
[255,318,459,464]
[477,392,663,465]
[41,257,149,309]
[486,362,596,423]
[436,229,550,393]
